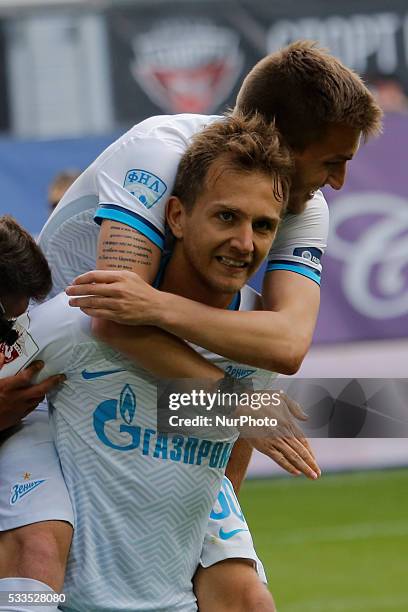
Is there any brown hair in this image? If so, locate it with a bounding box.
[48,169,81,210]
[0,216,52,301]
[236,40,383,151]
[173,113,292,213]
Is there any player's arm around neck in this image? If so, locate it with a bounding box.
[154,271,320,374]
[75,229,320,374]
[93,220,224,380]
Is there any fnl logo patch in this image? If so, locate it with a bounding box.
[293,247,323,266]
[124,169,167,209]
[10,479,46,505]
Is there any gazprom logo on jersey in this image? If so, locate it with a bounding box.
[123,169,167,209]
[93,384,232,468]
[225,365,255,379]
[10,479,46,505]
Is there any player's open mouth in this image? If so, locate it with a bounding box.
[216,256,249,269]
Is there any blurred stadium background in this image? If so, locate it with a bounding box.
[0,1,407,610]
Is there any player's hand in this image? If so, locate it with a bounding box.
[66,270,162,326]
[0,361,65,432]
[236,391,321,480]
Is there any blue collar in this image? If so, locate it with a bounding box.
[227,291,241,310]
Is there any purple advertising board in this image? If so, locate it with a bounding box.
[316,113,408,343]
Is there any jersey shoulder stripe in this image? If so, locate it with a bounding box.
[94,203,165,249]
[266,262,322,285]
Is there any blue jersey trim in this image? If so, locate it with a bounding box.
[227,292,241,311]
[94,205,164,250]
[267,259,321,277]
[266,262,321,285]
[153,253,171,288]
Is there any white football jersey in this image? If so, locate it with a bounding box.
[0,288,276,612]
[38,114,329,296]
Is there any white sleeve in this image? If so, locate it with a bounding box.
[93,135,184,250]
[266,191,329,286]
[0,294,76,382]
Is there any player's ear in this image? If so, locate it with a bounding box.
[166,196,186,239]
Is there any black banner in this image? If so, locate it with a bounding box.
[107,0,408,124]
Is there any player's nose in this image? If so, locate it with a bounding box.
[230,223,254,253]
[327,164,347,191]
